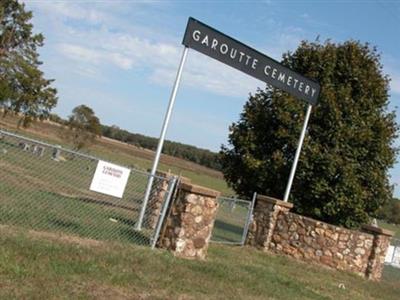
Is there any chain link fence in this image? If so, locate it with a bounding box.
[0,129,176,247]
[385,238,400,268]
[211,195,255,245]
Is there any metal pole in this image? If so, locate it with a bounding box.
[136,46,189,230]
[151,176,177,249]
[241,192,257,245]
[283,104,312,202]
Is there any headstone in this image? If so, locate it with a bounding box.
[52,146,61,161]
[19,142,30,151]
[36,146,45,157]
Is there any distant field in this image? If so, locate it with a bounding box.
[0,115,232,195]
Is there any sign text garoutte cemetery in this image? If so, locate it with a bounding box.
[182,17,320,105]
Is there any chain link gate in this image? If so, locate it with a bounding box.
[211,194,256,245]
[385,238,400,268]
[0,129,176,247]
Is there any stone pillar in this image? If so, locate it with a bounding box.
[158,182,220,260]
[143,171,173,230]
[362,225,394,281]
[143,171,192,230]
[246,195,293,251]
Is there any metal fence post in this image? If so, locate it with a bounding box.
[151,176,177,249]
[241,192,257,245]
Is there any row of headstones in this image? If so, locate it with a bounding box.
[18,141,46,157]
[0,132,62,160]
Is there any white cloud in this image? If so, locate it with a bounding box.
[58,44,102,64]
[25,2,282,97]
[26,1,108,24]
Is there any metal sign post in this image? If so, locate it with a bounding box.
[136,17,321,231]
[136,47,189,231]
[283,104,312,202]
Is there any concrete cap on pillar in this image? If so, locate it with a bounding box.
[256,195,294,209]
[179,182,220,198]
[361,225,394,237]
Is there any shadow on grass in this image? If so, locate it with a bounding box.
[49,219,81,231]
[47,191,140,213]
[118,227,151,245]
[212,219,244,243]
[114,216,137,227]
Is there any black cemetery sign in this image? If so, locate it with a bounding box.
[182,17,320,105]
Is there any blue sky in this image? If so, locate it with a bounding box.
[24,0,400,194]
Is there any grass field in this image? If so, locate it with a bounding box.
[0,129,161,245]
[0,225,399,299]
[0,119,242,246]
[0,115,232,195]
[1,115,400,299]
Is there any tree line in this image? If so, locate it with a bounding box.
[91,122,222,170]
[48,114,221,170]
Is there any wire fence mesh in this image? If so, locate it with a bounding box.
[385,238,400,268]
[0,129,175,247]
[211,196,254,245]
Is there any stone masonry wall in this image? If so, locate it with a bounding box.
[158,182,219,260]
[270,212,374,277]
[247,195,293,250]
[144,171,191,230]
[362,225,393,280]
[246,194,394,281]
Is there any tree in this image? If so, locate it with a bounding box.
[0,0,57,126]
[220,40,398,228]
[66,105,101,150]
[377,198,400,225]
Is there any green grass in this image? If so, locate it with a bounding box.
[0,128,239,247]
[0,135,158,245]
[0,226,399,299]
[378,221,400,239]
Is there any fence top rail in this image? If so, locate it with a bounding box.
[218,196,251,205]
[0,128,167,181]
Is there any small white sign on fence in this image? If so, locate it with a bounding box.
[90,160,130,198]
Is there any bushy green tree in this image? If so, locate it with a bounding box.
[220,40,398,228]
[0,0,57,126]
[66,105,101,150]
